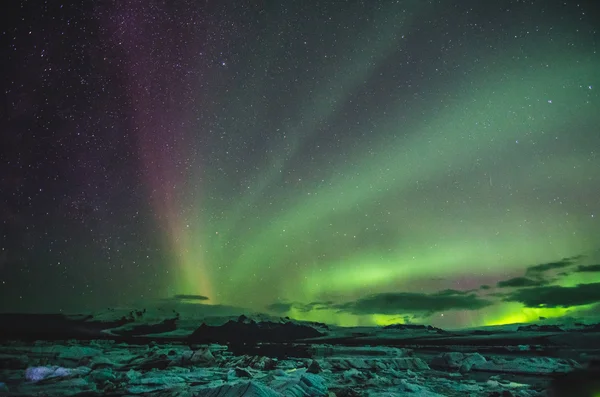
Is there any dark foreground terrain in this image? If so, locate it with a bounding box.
[1,309,599,396]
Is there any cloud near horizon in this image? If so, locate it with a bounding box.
[339,291,493,315]
[266,300,334,314]
[490,254,591,290]
[575,264,600,273]
[267,290,493,317]
[264,254,600,322]
[496,277,549,288]
[170,294,210,302]
[265,302,294,314]
[503,282,600,308]
[524,256,583,277]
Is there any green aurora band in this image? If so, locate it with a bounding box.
[153,2,600,328]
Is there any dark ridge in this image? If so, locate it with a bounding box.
[582,323,600,332]
[282,316,331,330]
[188,315,324,344]
[0,313,133,341]
[470,330,500,335]
[109,317,178,337]
[517,324,565,332]
[384,323,447,333]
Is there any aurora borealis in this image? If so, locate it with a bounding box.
[1,0,600,329]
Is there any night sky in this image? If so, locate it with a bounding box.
[1,0,600,329]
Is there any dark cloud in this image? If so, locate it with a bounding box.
[525,256,582,276]
[333,291,493,315]
[266,300,335,314]
[575,264,600,273]
[503,282,600,308]
[487,255,588,292]
[171,294,210,301]
[265,302,294,313]
[497,277,549,288]
[304,301,335,312]
[435,289,472,296]
[266,290,492,317]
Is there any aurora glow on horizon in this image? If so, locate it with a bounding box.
[1,0,599,329]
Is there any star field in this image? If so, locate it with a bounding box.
[1,0,600,328]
